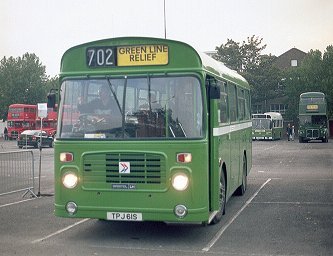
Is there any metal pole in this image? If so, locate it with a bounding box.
[38,118,42,197]
[164,0,167,39]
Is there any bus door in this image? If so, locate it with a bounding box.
[208,77,229,211]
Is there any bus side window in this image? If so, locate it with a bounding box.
[218,80,228,124]
[244,90,251,120]
[238,88,245,121]
[228,83,237,122]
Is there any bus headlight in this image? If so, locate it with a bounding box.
[172,173,189,191]
[62,172,78,189]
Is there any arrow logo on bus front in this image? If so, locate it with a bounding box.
[119,162,130,174]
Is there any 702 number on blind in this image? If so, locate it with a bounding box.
[86,47,116,67]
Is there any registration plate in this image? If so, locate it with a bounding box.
[107,212,142,221]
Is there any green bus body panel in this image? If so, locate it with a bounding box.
[252,128,283,140]
[299,92,327,115]
[54,140,210,222]
[56,37,251,223]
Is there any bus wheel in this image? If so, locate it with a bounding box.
[211,171,226,224]
[236,155,247,196]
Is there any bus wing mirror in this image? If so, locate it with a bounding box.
[210,85,220,99]
[47,93,56,108]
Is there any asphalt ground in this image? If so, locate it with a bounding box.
[0,138,332,256]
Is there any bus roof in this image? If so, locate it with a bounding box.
[9,104,37,108]
[300,92,325,98]
[60,37,249,89]
[264,112,283,120]
[299,92,327,115]
[252,112,283,120]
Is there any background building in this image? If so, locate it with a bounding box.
[251,47,307,115]
[273,48,307,70]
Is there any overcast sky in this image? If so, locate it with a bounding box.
[1,0,332,76]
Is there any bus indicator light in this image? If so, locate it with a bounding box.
[60,152,73,162]
[177,153,192,163]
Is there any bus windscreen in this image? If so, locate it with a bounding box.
[58,76,203,139]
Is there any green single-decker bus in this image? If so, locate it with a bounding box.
[50,37,252,225]
[252,112,283,140]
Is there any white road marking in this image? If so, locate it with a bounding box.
[264,145,278,151]
[0,198,36,208]
[202,178,272,252]
[32,218,90,244]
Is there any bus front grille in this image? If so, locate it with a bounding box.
[83,153,166,188]
[306,129,319,138]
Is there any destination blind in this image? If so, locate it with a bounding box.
[306,104,319,111]
[86,45,168,67]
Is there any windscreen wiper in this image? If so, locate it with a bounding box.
[106,77,123,115]
[121,76,128,137]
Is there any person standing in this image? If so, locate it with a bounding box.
[286,123,292,141]
[291,125,295,141]
[4,127,8,140]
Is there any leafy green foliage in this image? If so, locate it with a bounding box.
[215,39,243,72]
[0,53,58,120]
[214,35,283,110]
[215,35,267,73]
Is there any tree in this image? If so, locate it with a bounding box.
[214,39,243,72]
[215,35,267,73]
[241,35,267,72]
[246,54,283,104]
[0,53,54,120]
[284,46,333,120]
[214,35,282,111]
[322,45,333,117]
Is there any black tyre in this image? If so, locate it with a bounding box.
[211,171,226,224]
[236,155,247,196]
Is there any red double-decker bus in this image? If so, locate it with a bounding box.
[7,104,37,140]
[36,105,58,136]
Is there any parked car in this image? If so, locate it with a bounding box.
[17,130,54,148]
